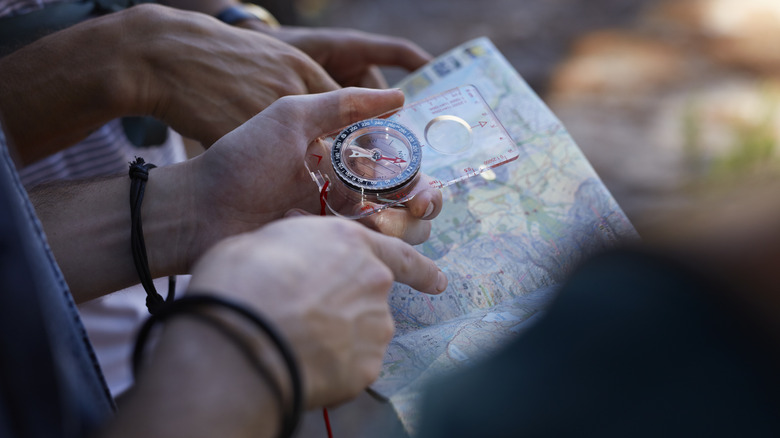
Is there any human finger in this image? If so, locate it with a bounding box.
[360,228,448,295]
[356,180,442,244]
[404,186,443,220]
[348,33,433,71]
[297,57,341,94]
[280,87,405,141]
[359,208,432,245]
[357,65,389,89]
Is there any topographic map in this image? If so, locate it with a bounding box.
[373,37,639,433]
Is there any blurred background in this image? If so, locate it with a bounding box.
[271,0,780,235]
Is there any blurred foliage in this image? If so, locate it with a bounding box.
[683,85,780,191]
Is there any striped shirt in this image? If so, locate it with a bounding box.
[18,119,185,188]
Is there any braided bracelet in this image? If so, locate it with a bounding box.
[128,157,175,314]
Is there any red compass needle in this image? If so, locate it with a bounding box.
[377,156,407,164]
[349,147,406,164]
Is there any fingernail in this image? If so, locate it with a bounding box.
[436,270,448,293]
[284,209,304,218]
[423,202,435,220]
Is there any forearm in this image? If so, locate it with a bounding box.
[0,12,136,166]
[104,315,283,438]
[29,162,198,303]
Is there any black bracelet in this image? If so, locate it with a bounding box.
[129,157,175,315]
[132,294,303,438]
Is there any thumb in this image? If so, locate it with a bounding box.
[301,87,405,139]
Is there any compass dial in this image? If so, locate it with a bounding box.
[331,119,422,193]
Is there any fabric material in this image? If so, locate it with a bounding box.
[0,0,60,17]
[10,121,186,395]
[78,275,190,395]
[0,1,188,395]
[18,119,187,396]
[417,249,780,437]
[0,132,114,438]
[15,119,185,189]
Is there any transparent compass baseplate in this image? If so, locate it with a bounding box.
[305,85,519,219]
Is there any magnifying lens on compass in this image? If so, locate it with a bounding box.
[331,119,422,195]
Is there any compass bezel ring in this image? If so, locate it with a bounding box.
[331,118,423,194]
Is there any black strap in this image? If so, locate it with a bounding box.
[121,116,169,147]
[128,157,175,315]
[215,5,259,25]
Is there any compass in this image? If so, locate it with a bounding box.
[331,118,422,194]
[308,85,518,219]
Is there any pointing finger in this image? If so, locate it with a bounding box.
[362,228,448,295]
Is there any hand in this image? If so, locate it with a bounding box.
[255,25,433,88]
[184,87,443,269]
[122,4,341,147]
[188,215,448,407]
[24,88,440,302]
[0,4,343,162]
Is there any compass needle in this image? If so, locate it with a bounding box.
[331,119,422,194]
[377,156,407,164]
[348,147,375,159]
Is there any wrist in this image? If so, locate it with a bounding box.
[115,312,285,438]
[142,160,200,278]
[114,5,184,121]
[135,295,303,435]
